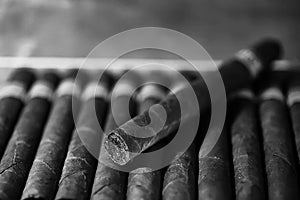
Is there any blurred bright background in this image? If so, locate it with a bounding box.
[0,0,299,59]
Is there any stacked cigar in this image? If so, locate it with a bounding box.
[0,38,299,200]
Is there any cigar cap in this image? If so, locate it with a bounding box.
[111,70,142,99]
[28,71,60,101]
[41,70,61,90]
[8,68,36,90]
[63,69,79,80]
[287,73,300,88]
[260,86,284,102]
[230,88,255,100]
[287,86,300,106]
[63,69,89,89]
[82,81,109,101]
[287,73,300,106]
[251,38,283,67]
[137,84,165,102]
[56,69,90,98]
[98,71,115,90]
[81,71,115,101]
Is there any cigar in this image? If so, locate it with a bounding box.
[91,76,139,200]
[162,111,209,200]
[259,82,300,199]
[229,89,266,200]
[198,125,233,200]
[286,74,300,165]
[21,71,85,200]
[0,71,60,200]
[126,83,166,200]
[162,142,197,200]
[161,72,201,200]
[55,74,112,200]
[104,38,282,165]
[0,68,36,159]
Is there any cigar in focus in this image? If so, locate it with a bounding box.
[198,124,233,200]
[21,70,85,200]
[0,71,60,200]
[229,88,266,200]
[126,82,167,200]
[91,75,139,200]
[55,73,112,200]
[286,73,300,166]
[104,38,283,165]
[0,68,36,159]
[259,80,300,199]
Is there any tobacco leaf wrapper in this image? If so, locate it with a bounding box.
[92,76,139,200]
[287,76,300,164]
[0,72,60,200]
[21,71,84,200]
[198,126,233,200]
[126,83,166,200]
[229,89,266,200]
[56,75,111,200]
[259,84,300,199]
[0,68,36,159]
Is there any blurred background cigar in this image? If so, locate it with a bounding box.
[91,73,139,200]
[228,88,267,200]
[259,79,300,200]
[55,72,112,200]
[104,38,283,166]
[286,73,300,166]
[21,70,85,200]
[0,68,36,159]
[0,71,60,200]
[126,81,167,200]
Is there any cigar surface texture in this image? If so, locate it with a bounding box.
[0,68,36,159]
[91,77,138,200]
[287,77,300,165]
[229,90,266,200]
[55,78,110,200]
[21,72,82,200]
[198,127,233,200]
[259,85,300,200]
[0,72,60,200]
[126,84,166,200]
[162,143,197,200]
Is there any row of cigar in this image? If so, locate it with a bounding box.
[0,38,299,200]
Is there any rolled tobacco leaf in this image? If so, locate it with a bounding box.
[229,89,266,200]
[0,68,36,159]
[286,74,300,165]
[259,82,300,199]
[21,71,85,200]
[0,71,60,200]
[104,38,283,165]
[55,73,112,200]
[126,83,166,200]
[91,76,139,200]
[162,142,197,200]
[198,125,233,200]
[161,71,201,200]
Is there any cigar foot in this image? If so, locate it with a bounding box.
[105,129,130,165]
